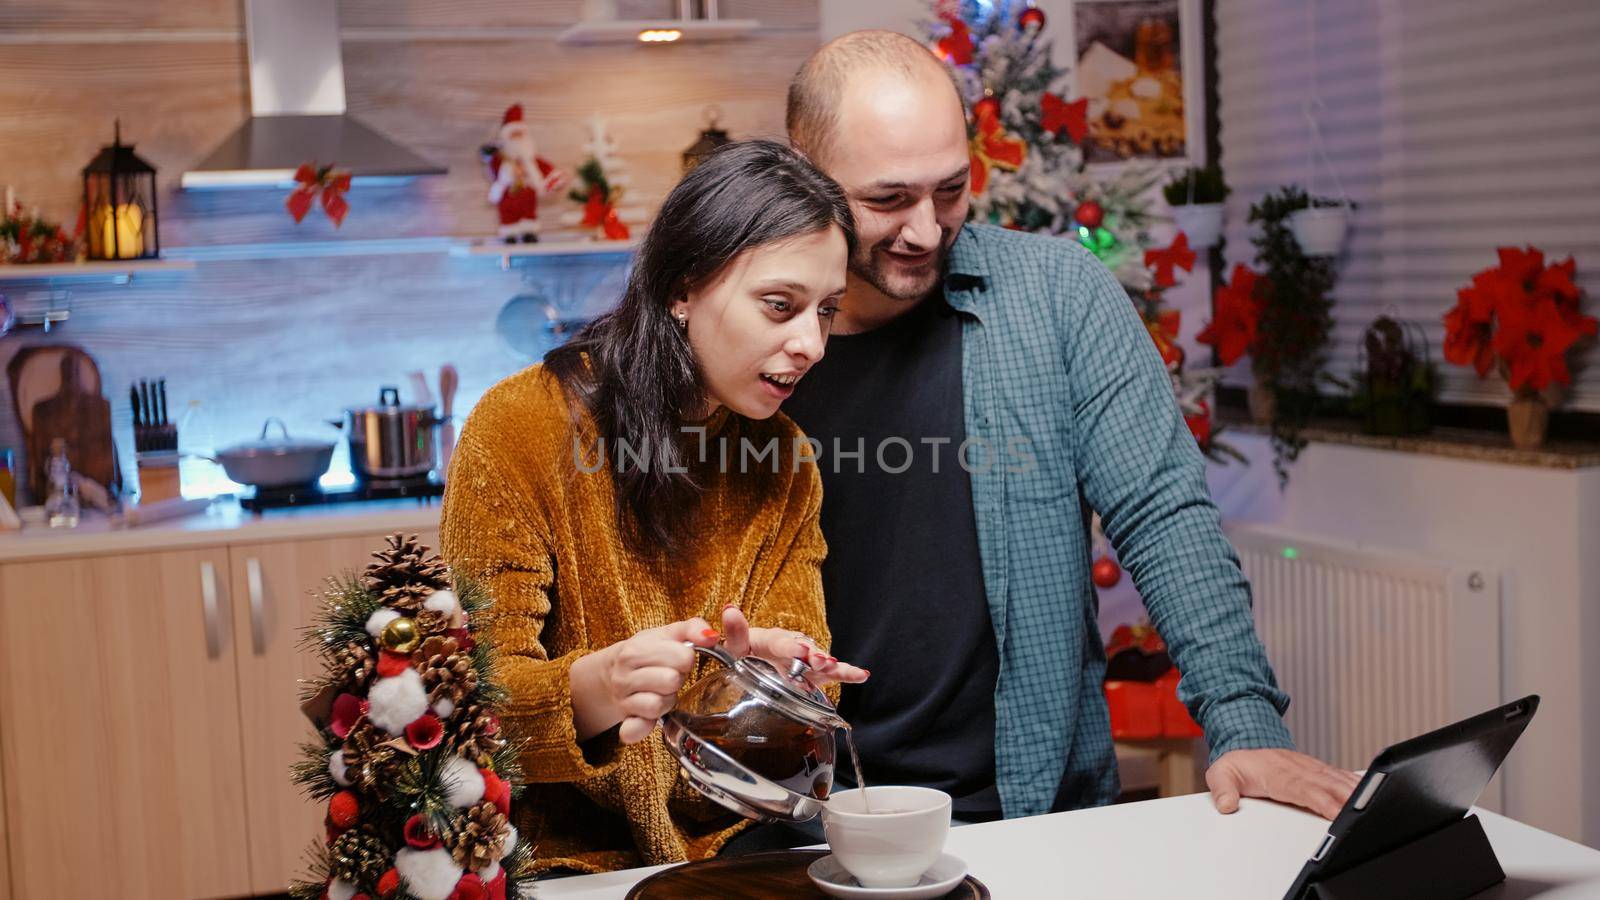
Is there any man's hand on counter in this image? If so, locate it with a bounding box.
[1206,748,1361,820]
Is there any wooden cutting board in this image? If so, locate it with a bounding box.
[8,347,117,502]
[624,850,990,899]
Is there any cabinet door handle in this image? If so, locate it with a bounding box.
[247,557,267,655]
[200,560,222,660]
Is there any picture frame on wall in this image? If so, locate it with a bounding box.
[1065,0,1204,167]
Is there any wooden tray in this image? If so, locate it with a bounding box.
[625,849,990,899]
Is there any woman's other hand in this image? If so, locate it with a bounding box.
[720,605,869,687]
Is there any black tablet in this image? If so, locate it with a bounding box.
[1282,694,1540,900]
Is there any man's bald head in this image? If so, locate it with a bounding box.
[787,29,963,165]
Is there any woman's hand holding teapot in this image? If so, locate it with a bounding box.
[570,617,722,745]
[718,605,870,688]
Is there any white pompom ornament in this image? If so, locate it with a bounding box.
[441,755,486,808]
[328,749,352,787]
[327,878,357,900]
[424,588,466,627]
[366,668,428,735]
[502,824,518,858]
[432,697,455,719]
[395,846,463,900]
[365,608,401,639]
[477,860,501,884]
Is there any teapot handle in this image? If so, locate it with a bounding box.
[684,641,736,668]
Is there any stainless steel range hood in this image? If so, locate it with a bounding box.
[180,0,446,190]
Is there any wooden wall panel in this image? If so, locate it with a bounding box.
[0,0,242,32]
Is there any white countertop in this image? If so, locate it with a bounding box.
[535,793,1600,899]
[0,497,442,562]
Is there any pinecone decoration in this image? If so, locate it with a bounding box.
[415,607,452,639]
[328,825,390,884]
[416,636,478,707]
[450,703,506,765]
[342,721,402,798]
[331,640,375,692]
[444,800,508,871]
[363,533,451,612]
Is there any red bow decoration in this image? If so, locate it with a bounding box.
[969,101,1027,196]
[1145,232,1197,288]
[286,162,352,228]
[1040,93,1088,143]
[936,15,975,65]
[580,184,631,241]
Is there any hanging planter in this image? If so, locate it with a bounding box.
[1163,166,1229,249]
[1289,203,1351,257]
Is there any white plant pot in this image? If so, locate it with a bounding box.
[1289,205,1351,257]
[1172,203,1225,249]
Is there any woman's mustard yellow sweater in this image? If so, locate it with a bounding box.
[439,364,831,875]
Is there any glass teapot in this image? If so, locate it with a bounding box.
[661,642,848,823]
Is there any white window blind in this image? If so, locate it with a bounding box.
[1215,0,1600,411]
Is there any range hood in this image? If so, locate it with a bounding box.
[181,0,446,190]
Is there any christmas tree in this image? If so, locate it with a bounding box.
[926,0,1163,288]
[292,534,536,900]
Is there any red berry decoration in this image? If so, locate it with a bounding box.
[1091,556,1122,589]
[972,96,1001,123]
[1018,6,1046,32]
[1074,199,1104,229]
[377,869,401,898]
[376,650,412,678]
[487,869,508,900]
[328,790,360,829]
[451,873,487,900]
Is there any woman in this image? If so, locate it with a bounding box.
[440,140,868,875]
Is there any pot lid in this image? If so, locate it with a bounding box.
[345,384,434,417]
[221,417,335,456]
[734,653,844,729]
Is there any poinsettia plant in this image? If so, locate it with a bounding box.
[1442,246,1597,396]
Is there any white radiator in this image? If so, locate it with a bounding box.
[1224,522,1506,808]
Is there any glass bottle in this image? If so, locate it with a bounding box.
[44,438,80,528]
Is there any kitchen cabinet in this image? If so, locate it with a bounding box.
[0,507,441,899]
[0,547,252,899]
[229,528,439,895]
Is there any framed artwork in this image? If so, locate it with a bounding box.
[1068,0,1203,166]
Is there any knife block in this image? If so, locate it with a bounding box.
[136,452,182,504]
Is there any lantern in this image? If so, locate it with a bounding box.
[82,121,159,260]
[681,106,731,175]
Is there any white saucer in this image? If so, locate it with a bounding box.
[806,852,969,898]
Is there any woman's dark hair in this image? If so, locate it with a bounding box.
[545,138,855,553]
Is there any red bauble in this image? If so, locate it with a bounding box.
[377,650,412,678]
[1160,341,1185,368]
[1018,6,1047,31]
[450,873,487,900]
[481,769,511,816]
[1091,556,1123,589]
[1074,200,1105,229]
[406,713,444,750]
[972,96,1001,123]
[377,869,402,898]
[328,790,360,829]
[353,895,371,900]
[404,812,440,849]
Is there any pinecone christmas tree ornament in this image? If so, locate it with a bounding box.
[414,607,452,639]
[332,640,376,691]
[416,636,478,707]
[342,721,404,798]
[450,703,506,766]
[445,800,509,871]
[363,533,451,612]
[328,825,391,884]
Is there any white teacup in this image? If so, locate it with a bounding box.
[820,786,952,888]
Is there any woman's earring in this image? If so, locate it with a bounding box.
[675,310,688,329]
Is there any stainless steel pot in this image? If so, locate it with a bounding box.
[213,418,336,488]
[331,386,441,481]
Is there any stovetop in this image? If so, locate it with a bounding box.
[239,475,445,513]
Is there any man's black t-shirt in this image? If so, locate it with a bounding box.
[782,295,1001,818]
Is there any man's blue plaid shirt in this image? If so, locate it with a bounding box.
[941,223,1293,818]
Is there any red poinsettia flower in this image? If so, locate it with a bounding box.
[1496,246,1545,290]
[1442,277,1502,376]
[1536,256,1581,309]
[1494,294,1589,393]
[1196,264,1264,366]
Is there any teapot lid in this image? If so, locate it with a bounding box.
[734,653,843,728]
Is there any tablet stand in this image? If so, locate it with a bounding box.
[1309,814,1504,900]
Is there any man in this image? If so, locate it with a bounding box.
[780,31,1358,824]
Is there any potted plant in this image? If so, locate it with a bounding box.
[1350,315,1435,436]
[1441,246,1597,448]
[1162,165,1230,249]
[1288,194,1353,257]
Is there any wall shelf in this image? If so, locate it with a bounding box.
[558,19,760,46]
[0,258,195,284]
[449,237,637,270]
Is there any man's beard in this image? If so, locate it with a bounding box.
[850,234,951,302]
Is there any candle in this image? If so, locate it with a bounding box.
[89,201,145,259]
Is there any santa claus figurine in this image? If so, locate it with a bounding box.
[481,104,567,243]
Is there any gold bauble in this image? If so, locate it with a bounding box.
[381,617,421,653]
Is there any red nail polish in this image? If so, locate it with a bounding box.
[827,656,838,664]
[703,628,720,639]
[722,602,737,610]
